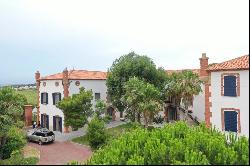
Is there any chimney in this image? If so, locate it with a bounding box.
[35,71,40,81]
[63,68,69,98]
[35,71,41,125]
[199,53,209,77]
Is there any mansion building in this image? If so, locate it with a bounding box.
[35,53,249,136]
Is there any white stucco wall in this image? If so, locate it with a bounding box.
[191,84,205,122]
[39,80,65,131]
[39,79,108,131]
[179,84,205,122]
[69,80,107,108]
[210,70,249,137]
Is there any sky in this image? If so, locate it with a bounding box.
[0,0,249,84]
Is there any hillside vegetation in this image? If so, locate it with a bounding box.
[16,89,37,107]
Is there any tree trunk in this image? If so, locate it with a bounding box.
[120,111,123,118]
[137,113,141,123]
[0,136,7,159]
[184,106,188,121]
[132,110,136,122]
[143,112,148,128]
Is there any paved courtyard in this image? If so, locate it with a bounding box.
[54,120,126,142]
[29,141,92,165]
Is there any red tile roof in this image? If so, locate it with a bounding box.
[207,55,249,71]
[40,70,107,80]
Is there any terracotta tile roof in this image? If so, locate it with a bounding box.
[166,69,200,75]
[207,55,249,71]
[40,70,107,80]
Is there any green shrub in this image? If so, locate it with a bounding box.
[87,118,108,149]
[1,127,26,159]
[0,150,38,165]
[86,121,249,165]
[102,115,112,123]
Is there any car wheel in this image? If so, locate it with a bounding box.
[38,140,43,145]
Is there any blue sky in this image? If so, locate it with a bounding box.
[0,0,249,84]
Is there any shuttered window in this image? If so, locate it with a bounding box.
[95,93,101,100]
[224,75,237,97]
[52,93,61,105]
[41,92,48,104]
[224,111,238,132]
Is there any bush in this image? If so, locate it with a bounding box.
[0,150,38,165]
[1,127,26,159]
[153,114,164,124]
[102,115,112,124]
[86,121,249,165]
[86,118,108,149]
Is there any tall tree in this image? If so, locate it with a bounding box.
[106,52,167,117]
[122,77,162,127]
[57,87,93,131]
[164,70,202,120]
[0,87,27,159]
[180,70,203,120]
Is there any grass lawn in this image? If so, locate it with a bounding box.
[16,89,37,106]
[72,123,136,146]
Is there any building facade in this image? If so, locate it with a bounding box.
[35,54,249,136]
[35,69,117,133]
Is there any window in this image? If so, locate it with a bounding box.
[221,108,241,133]
[75,81,80,86]
[224,75,237,97]
[221,73,240,97]
[55,82,59,87]
[95,93,101,100]
[52,93,61,105]
[41,92,48,104]
[224,111,238,132]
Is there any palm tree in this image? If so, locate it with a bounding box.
[164,70,203,121]
[180,70,203,120]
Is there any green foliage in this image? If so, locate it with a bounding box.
[57,87,93,131]
[94,99,106,118]
[0,150,38,165]
[0,87,27,159]
[16,89,37,107]
[164,70,203,120]
[102,115,112,124]
[106,52,167,114]
[1,127,26,159]
[86,117,108,149]
[86,121,249,165]
[122,77,162,126]
[72,122,138,148]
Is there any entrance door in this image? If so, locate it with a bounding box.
[107,107,114,117]
[41,114,49,129]
[168,107,177,121]
[53,116,62,132]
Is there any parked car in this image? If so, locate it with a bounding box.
[27,128,55,145]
